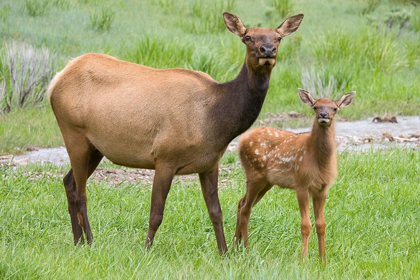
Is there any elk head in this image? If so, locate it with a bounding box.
[223,12,304,72]
[298,88,356,127]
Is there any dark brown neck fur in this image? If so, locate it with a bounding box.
[210,62,272,148]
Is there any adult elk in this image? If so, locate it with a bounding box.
[235,89,355,260]
[48,12,304,255]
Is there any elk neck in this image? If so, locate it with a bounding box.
[308,118,337,167]
[211,61,272,145]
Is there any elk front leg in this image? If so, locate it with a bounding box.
[145,164,175,250]
[313,195,327,262]
[199,165,227,255]
[296,190,311,259]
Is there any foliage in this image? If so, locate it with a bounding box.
[300,68,346,98]
[0,42,56,113]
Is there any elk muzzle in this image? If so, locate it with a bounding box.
[318,112,331,125]
[258,44,277,66]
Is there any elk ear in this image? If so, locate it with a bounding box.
[223,12,247,37]
[298,88,316,107]
[337,91,356,108]
[277,14,304,37]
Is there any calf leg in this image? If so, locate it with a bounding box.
[199,165,227,255]
[313,195,327,262]
[297,190,311,259]
[234,179,270,248]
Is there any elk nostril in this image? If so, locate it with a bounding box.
[259,46,267,53]
[319,113,328,118]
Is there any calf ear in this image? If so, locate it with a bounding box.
[223,12,247,37]
[298,88,316,107]
[277,14,304,37]
[337,91,356,108]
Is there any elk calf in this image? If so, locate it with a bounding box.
[235,88,355,260]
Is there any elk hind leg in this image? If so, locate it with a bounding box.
[235,178,270,248]
[63,139,103,245]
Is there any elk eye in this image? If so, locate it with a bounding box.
[313,106,317,110]
[244,36,251,41]
[333,108,338,112]
[277,37,282,42]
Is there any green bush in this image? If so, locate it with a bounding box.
[0,42,56,113]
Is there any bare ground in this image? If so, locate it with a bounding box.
[1,114,418,187]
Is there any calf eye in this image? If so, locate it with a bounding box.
[277,37,282,42]
[244,36,251,41]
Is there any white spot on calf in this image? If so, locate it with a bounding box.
[249,141,253,147]
[255,149,260,155]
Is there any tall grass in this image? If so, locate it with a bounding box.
[89,6,115,32]
[25,0,50,17]
[0,149,418,278]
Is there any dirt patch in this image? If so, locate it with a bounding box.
[1,116,419,170]
[372,115,398,123]
[11,164,240,189]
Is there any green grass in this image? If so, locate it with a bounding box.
[0,105,63,155]
[0,148,419,279]
[0,1,419,278]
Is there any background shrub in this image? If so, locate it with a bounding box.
[0,42,56,113]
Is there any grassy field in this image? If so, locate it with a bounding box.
[0,148,419,279]
[1,0,420,155]
[0,1,419,278]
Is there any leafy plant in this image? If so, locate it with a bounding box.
[301,68,346,98]
[0,42,56,113]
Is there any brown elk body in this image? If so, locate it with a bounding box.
[235,89,355,260]
[48,13,304,254]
